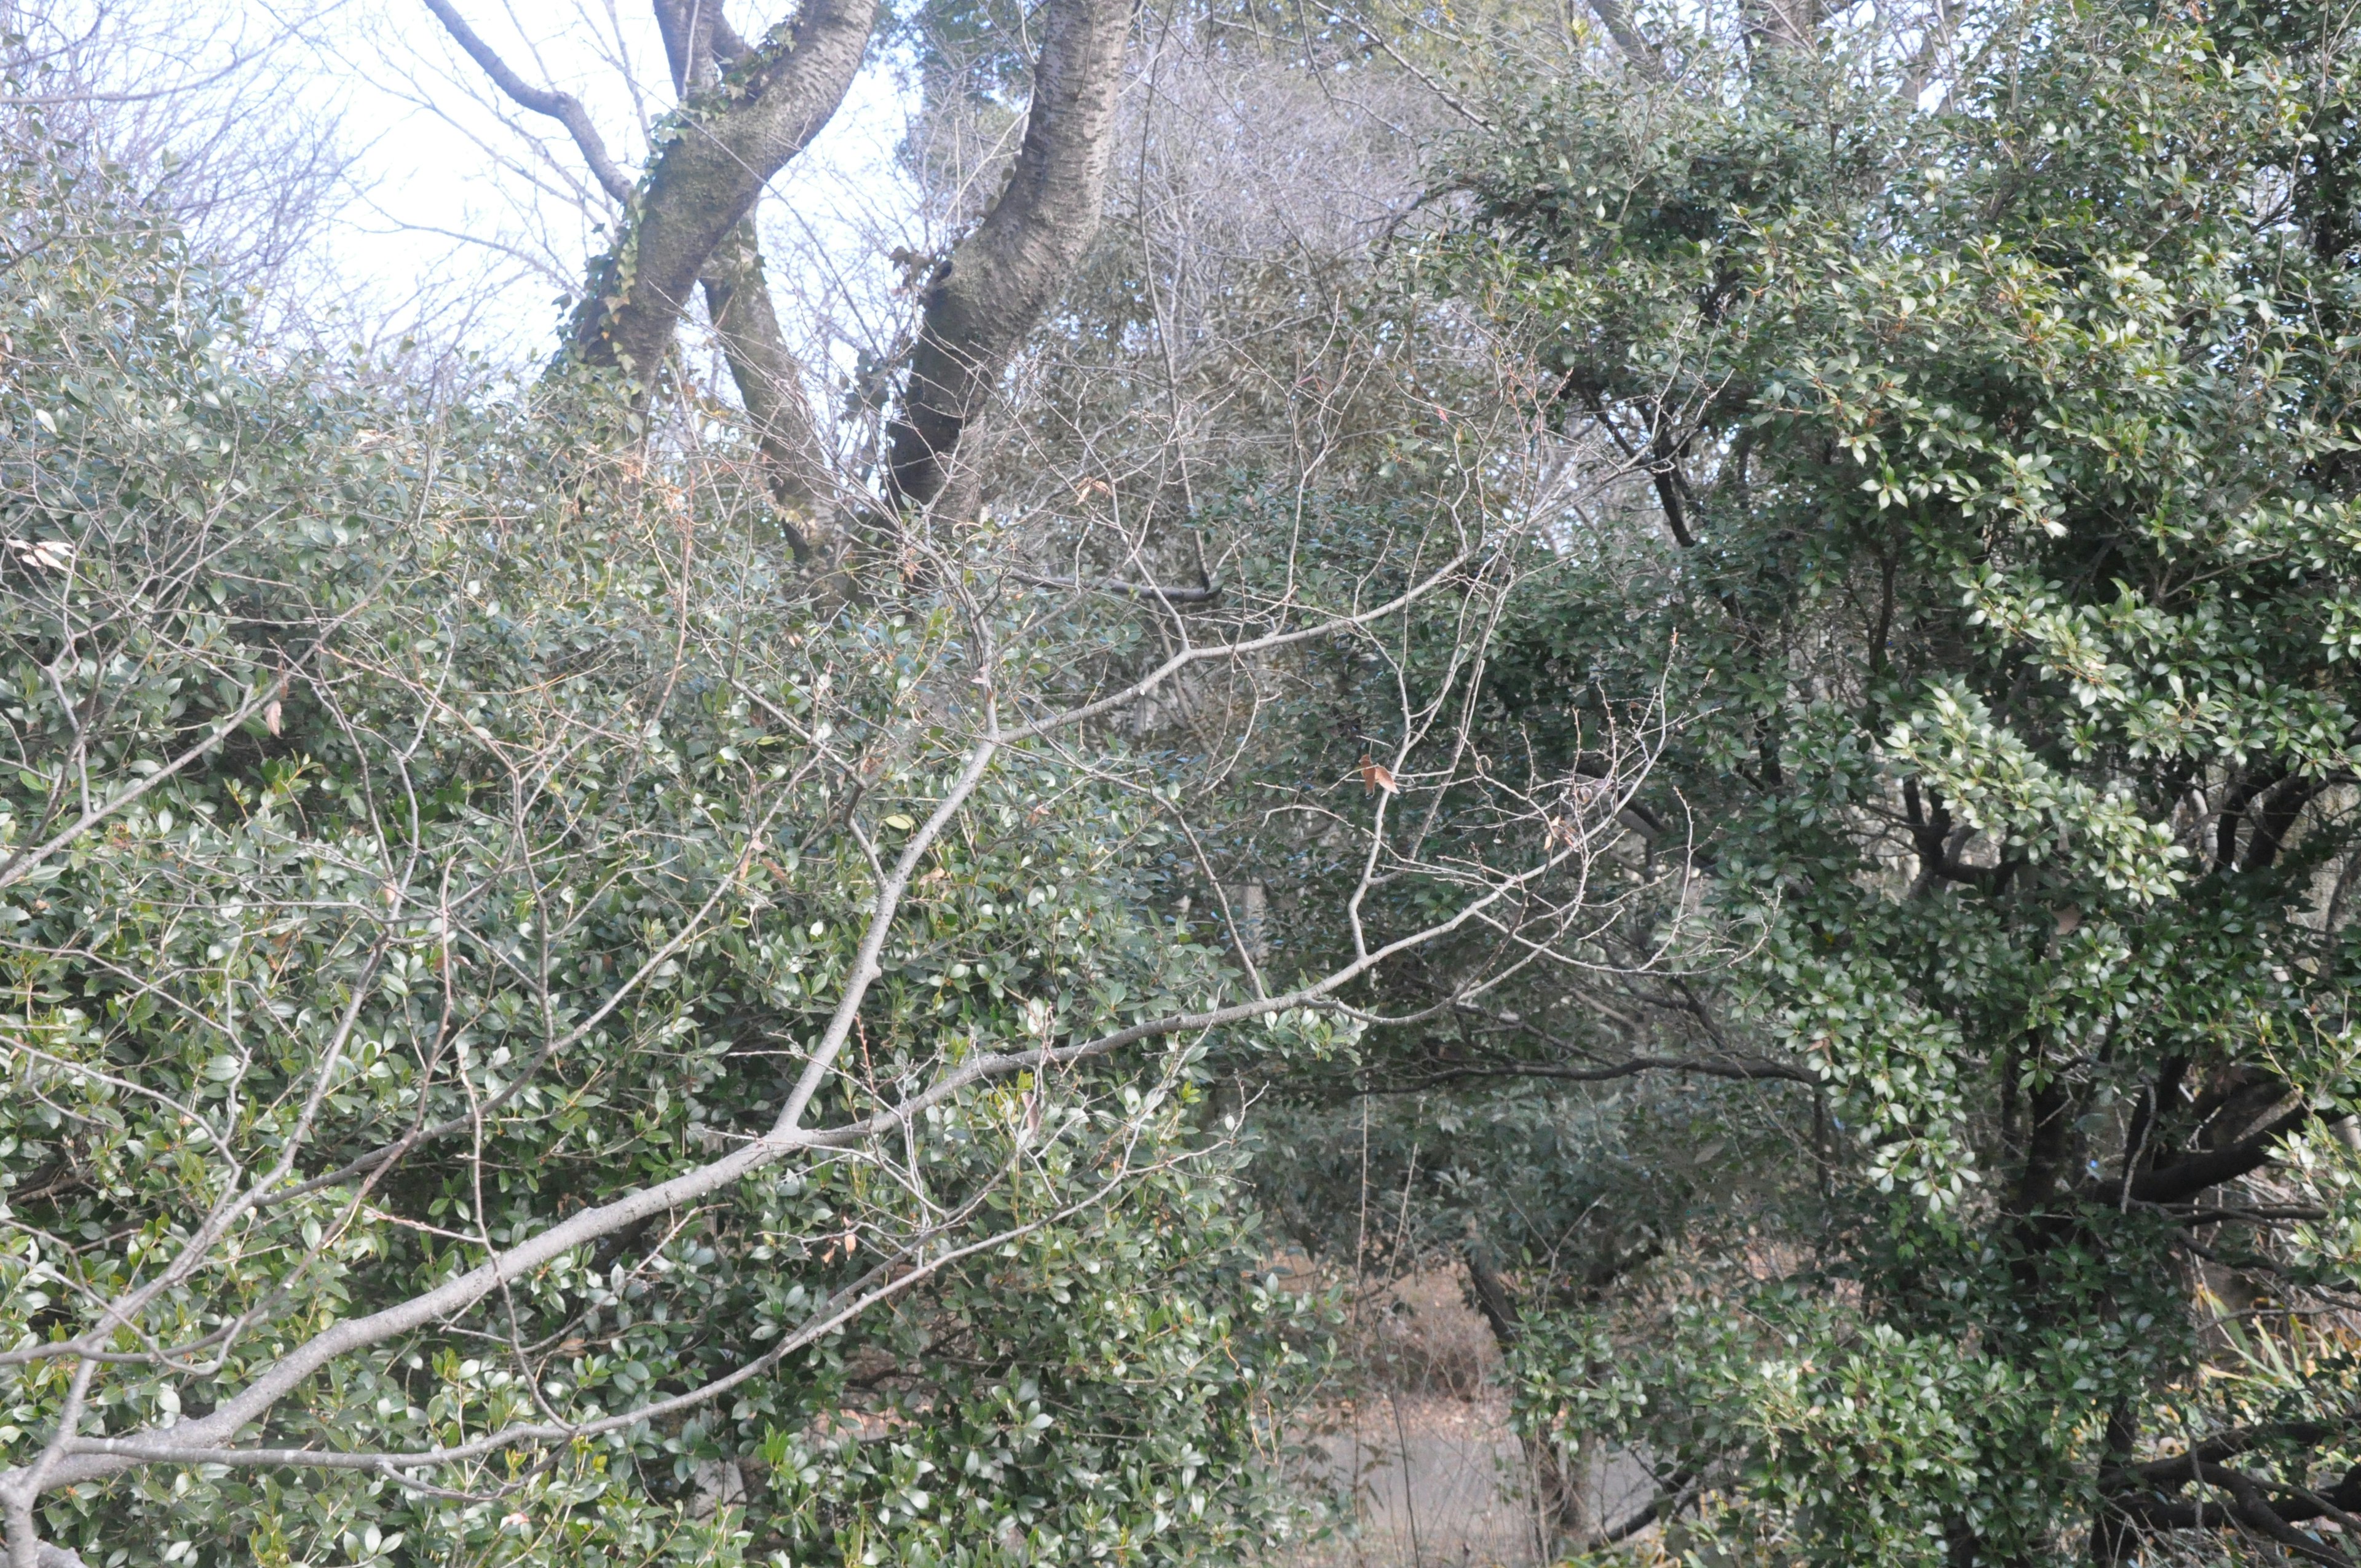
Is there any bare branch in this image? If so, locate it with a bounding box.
[417,0,635,205]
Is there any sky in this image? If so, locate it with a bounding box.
[15,0,923,377]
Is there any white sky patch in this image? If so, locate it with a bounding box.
[0,0,916,379]
[304,4,923,373]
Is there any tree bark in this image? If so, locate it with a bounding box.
[699,220,826,520]
[648,2,829,523]
[1743,0,1818,55]
[1580,0,1667,81]
[569,0,877,381]
[884,0,1131,514]
[425,0,844,532]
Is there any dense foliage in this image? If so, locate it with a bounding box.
[1396,7,2361,1562]
[0,130,1324,1568]
[23,0,2361,1561]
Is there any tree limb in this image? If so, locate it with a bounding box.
[425,0,835,530]
[1009,570,1221,604]
[1579,0,1667,80]
[1351,1054,1817,1093]
[698,216,827,530]
[2099,1103,2338,1208]
[418,0,634,205]
[885,0,1131,513]
[570,0,877,381]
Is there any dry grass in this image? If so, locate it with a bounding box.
[1270,1267,1661,1568]
[1275,1269,1548,1568]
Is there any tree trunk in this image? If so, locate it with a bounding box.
[652,9,829,528]
[700,220,826,521]
[434,0,1131,534]
[884,0,1131,514]
[1580,0,1667,81]
[1464,1246,1594,1548]
[424,0,845,536]
[569,0,877,381]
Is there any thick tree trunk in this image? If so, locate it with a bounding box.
[424,0,845,534]
[569,0,877,381]
[651,6,829,525]
[435,0,1131,533]
[884,0,1131,514]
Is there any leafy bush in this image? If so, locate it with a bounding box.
[0,122,1323,1568]
[1428,4,2361,1559]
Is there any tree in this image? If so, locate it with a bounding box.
[0,71,1673,1562]
[421,0,1140,540]
[1287,0,2361,1559]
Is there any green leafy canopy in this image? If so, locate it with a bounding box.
[1434,3,2361,1560]
[0,121,1330,1568]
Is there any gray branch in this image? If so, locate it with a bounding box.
[419,0,635,204]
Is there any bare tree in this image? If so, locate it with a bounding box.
[0,2,355,332]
